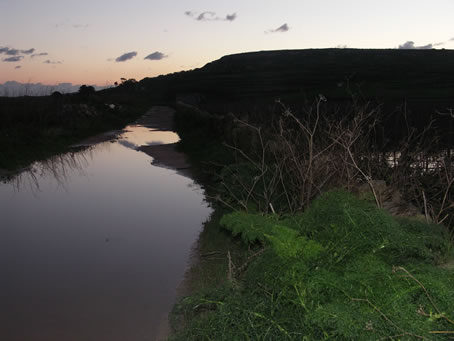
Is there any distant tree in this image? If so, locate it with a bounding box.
[118,78,138,91]
[51,91,62,97]
[119,78,137,85]
[50,91,64,105]
[78,85,96,97]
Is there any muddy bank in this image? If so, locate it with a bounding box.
[139,143,192,178]
[135,106,193,178]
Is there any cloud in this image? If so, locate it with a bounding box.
[450,37,454,41]
[397,41,433,49]
[265,23,290,34]
[118,140,138,150]
[115,51,137,62]
[31,52,48,58]
[56,22,89,29]
[15,66,21,69]
[0,46,36,55]
[72,24,89,29]
[0,47,20,55]
[3,56,23,62]
[43,59,62,64]
[185,11,237,22]
[21,48,35,54]
[197,11,216,21]
[144,51,167,61]
[0,81,109,97]
[5,48,20,55]
[225,13,237,21]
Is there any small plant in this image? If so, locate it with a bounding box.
[220,211,278,244]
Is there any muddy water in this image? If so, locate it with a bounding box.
[0,112,211,340]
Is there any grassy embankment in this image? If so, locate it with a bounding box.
[0,85,149,172]
[169,97,454,339]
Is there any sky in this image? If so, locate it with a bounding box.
[1,0,454,86]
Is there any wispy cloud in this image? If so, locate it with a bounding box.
[0,47,20,55]
[225,13,237,21]
[56,22,89,29]
[3,56,23,62]
[5,48,20,55]
[1,46,36,56]
[72,24,89,29]
[21,48,35,54]
[265,23,290,34]
[144,51,167,61]
[197,11,216,21]
[43,59,62,64]
[185,11,237,22]
[31,52,49,58]
[15,66,21,69]
[115,51,137,62]
[0,81,108,97]
[397,41,433,49]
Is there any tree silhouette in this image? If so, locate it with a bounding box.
[78,85,95,97]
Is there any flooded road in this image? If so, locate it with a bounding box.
[0,107,211,340]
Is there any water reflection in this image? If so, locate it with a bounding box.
[0,122,211,340]
[7,146,95,192]
[121,126,180,146]
[4,124,182,191]
[383,149,453,172]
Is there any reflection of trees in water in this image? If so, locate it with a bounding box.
[3,144,105,191]
[383,149,453,172]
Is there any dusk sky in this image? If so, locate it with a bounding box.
[1,0,454,86]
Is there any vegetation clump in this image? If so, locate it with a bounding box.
[0,84,148,170]
[171,190,453,340]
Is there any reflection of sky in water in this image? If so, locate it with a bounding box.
[120,125,180,149]
[0,124,210,341]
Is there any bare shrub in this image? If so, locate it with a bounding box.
[218,97,453,227]
[221,96,380,213]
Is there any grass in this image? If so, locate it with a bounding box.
[169,209,253,335]
[170,190,454,340]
